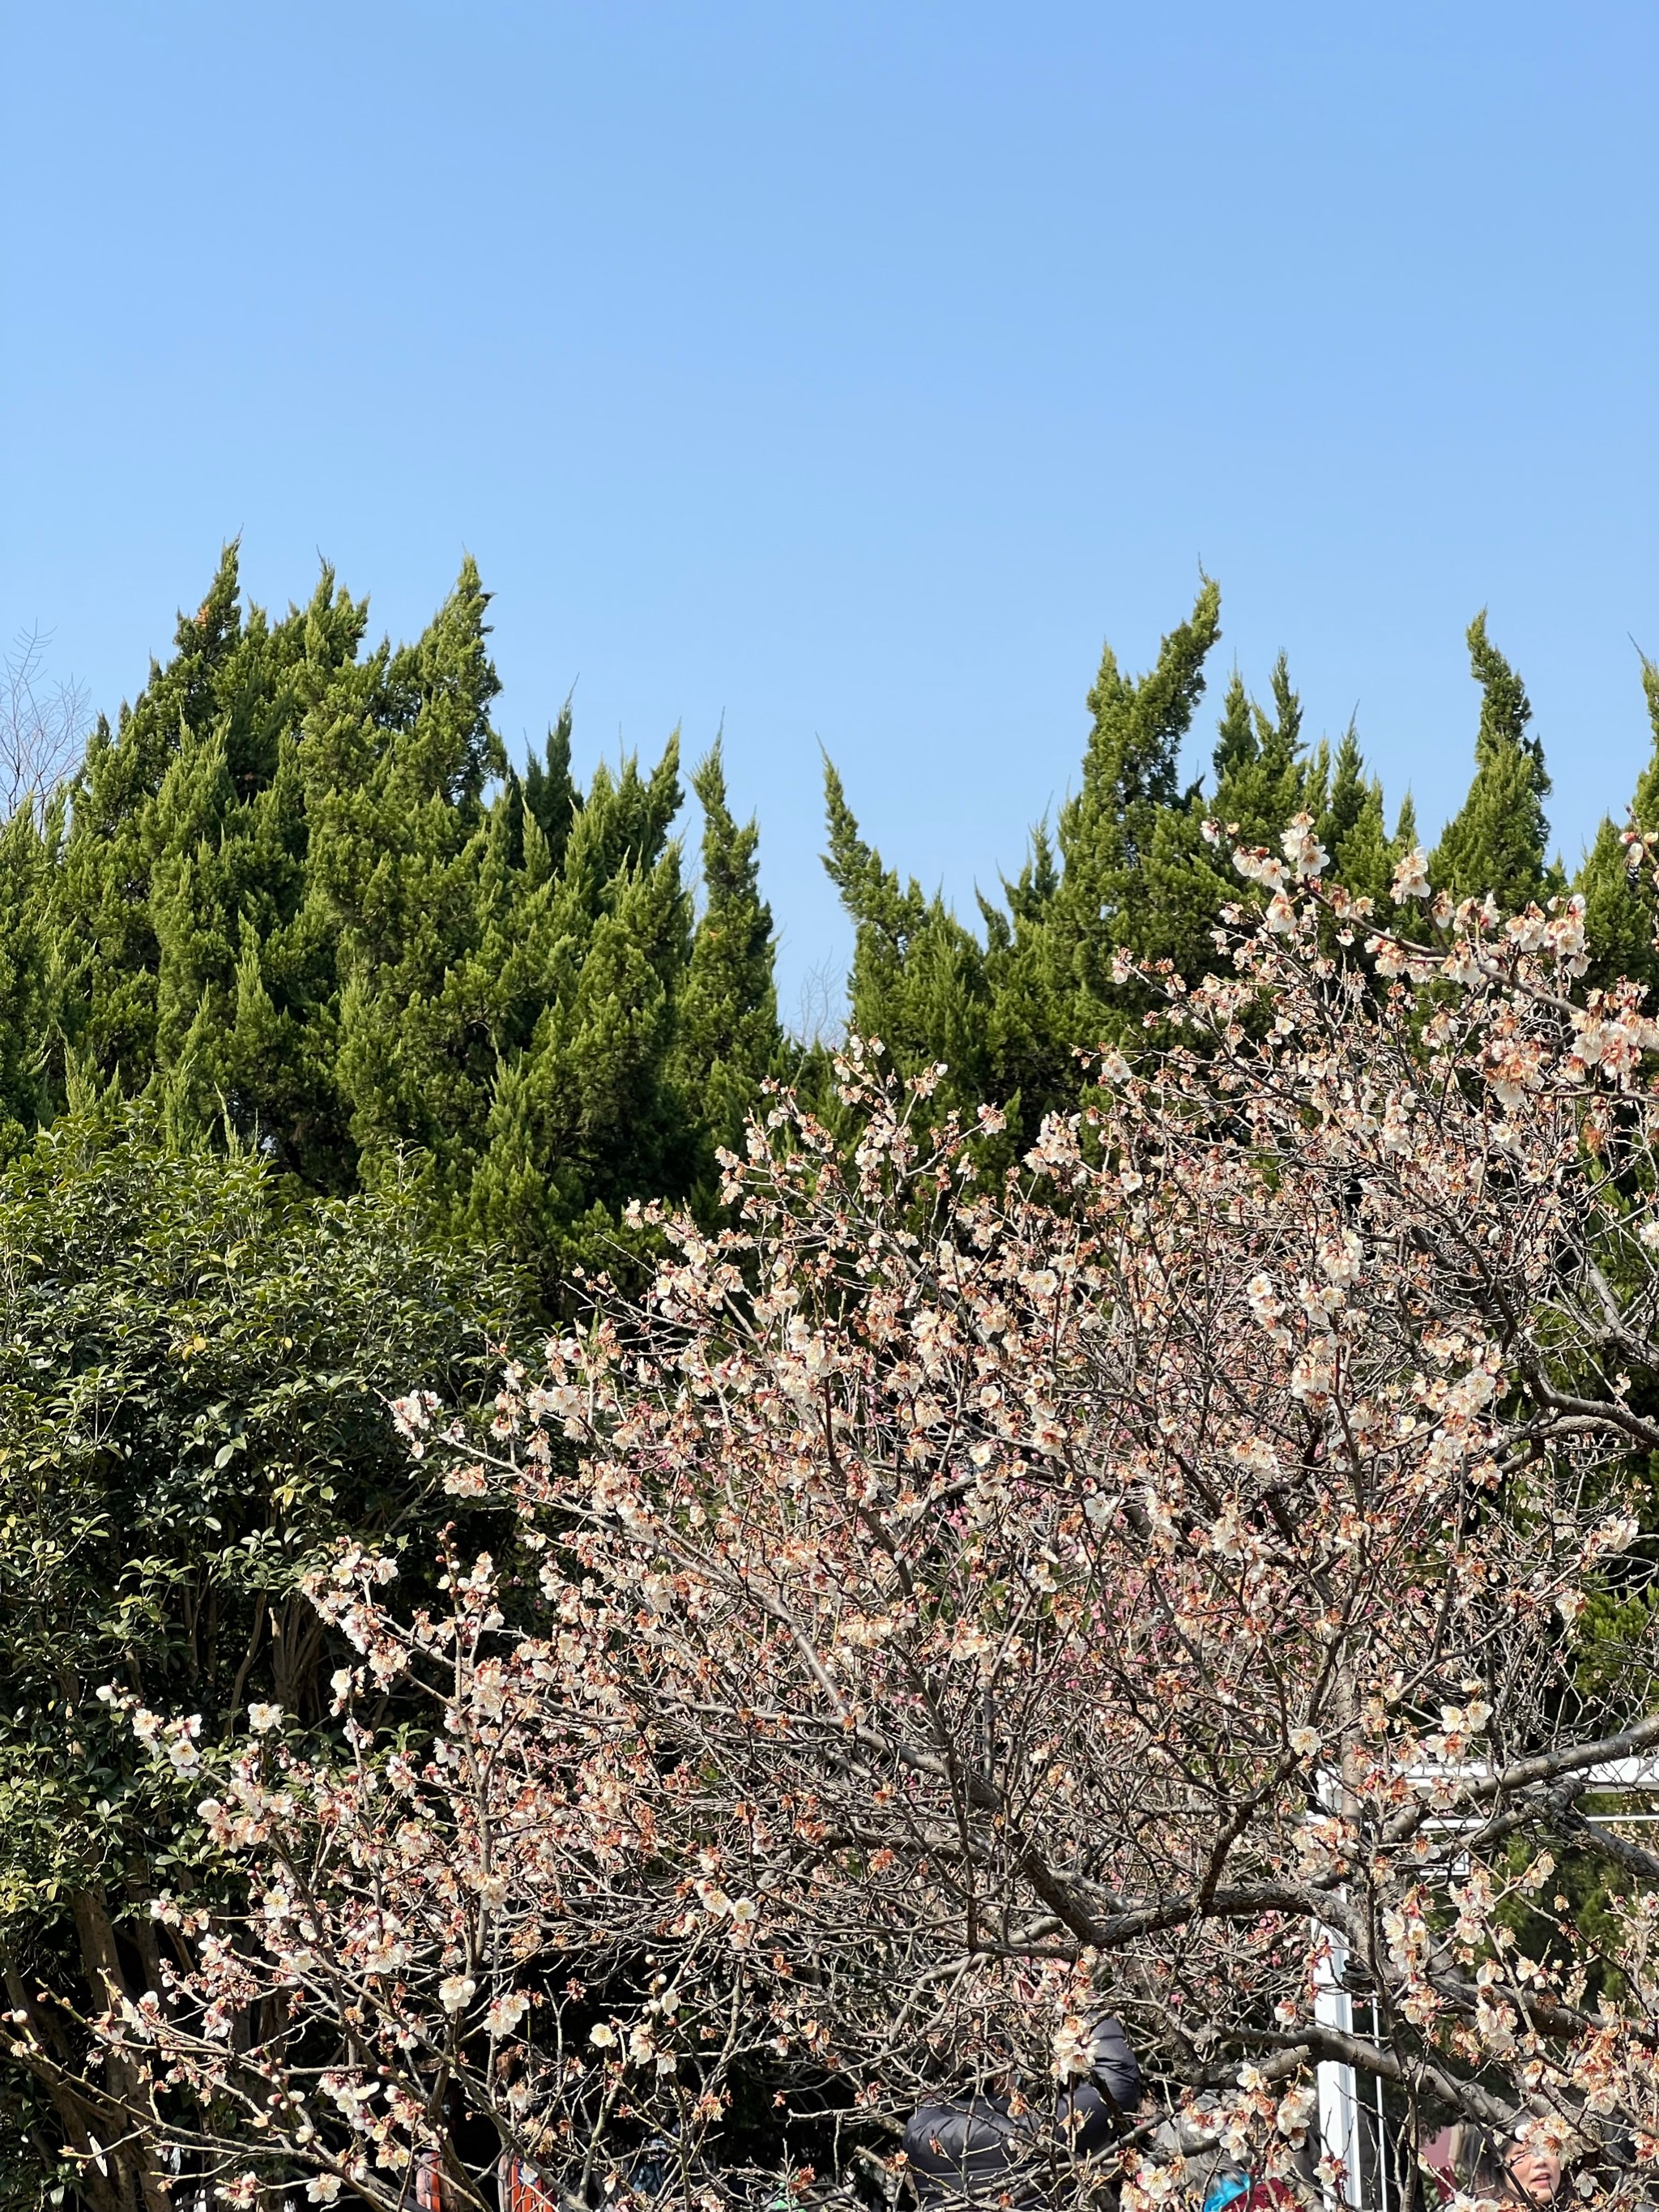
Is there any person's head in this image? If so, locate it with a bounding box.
[1502,2135,1563,2207]
[1452,2125,1563,2207]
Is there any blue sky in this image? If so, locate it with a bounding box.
[4,3,1657,1024]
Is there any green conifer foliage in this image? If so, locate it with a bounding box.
[464,745,697,1262]
[675,742,781,1159]
[820,583,1226,1134]
[1212,653,1310,844]
[979,823,1068,1124]
[821,762,993,1108]
[1432,613,1559,910]
[8,549,777,1287]
[1578,656,1659,997]
[1166,653,1326,976]
[55,549,250,1091]
[1044,579,1222,1014]
[821,591,1431,1133]
[1317,724,1367,869]
[1209,668,1256,789]
[522,701,582,870]
[0,801,58,1156]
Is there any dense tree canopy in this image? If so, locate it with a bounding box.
[820,588,1659,1137]
[0,1104,530,2212]
[8,552,1659,2210]
[15,549,1659,1210]
[823,583,1420,1134]
[0,549,780,1287]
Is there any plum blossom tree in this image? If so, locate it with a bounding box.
[72,823,1659,2212]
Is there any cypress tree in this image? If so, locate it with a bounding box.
[821,762,993,1108]
[455,742,697,1268]
[675,742,780,1159]
[821,582,1226,1134]
[1043,578,1223,1018]
[1431,613,1559,911]
[6,549,777,1287]
[1578,655,1659,996]
[821,596,1436,1137]
[313,557,510,1185]
[50,553,372,1179]
[54,545,253,1092]
[1314,726,1409,909]
[980,822,1065,1125]
[1317,724,1367,860]
[1211,653,1311,845]
[0,799,57,1155]
[522,701,581,872]
[1210,668,1256,790]
[1171,653,1325,969]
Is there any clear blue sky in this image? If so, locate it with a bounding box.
[5,3,1657,1024]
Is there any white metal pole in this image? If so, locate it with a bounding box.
[1313,1915,1364,2209]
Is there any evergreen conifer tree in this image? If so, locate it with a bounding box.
[820,763,993,1109]
[979,822,1065,1125]
[463,744,696,1267]
[1166,653,1325,972]
[821,582,1228,1134]
[5,549,777,1289]
[1211,654,1311,844]
[1317,724,1365,855]
[1431,613,1559,910]
[1577,655,1659,997]
[0,800,56,1156]
[821,594,1431,1135]
[674,743,781,1159]
[1041,578,1222,1026]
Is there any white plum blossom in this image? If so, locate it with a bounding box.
[1279,813,1329,881]
[485,1991,531,2035]
[1391,846,1431,899]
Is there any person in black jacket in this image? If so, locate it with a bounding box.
[903,2014,1142,2206]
